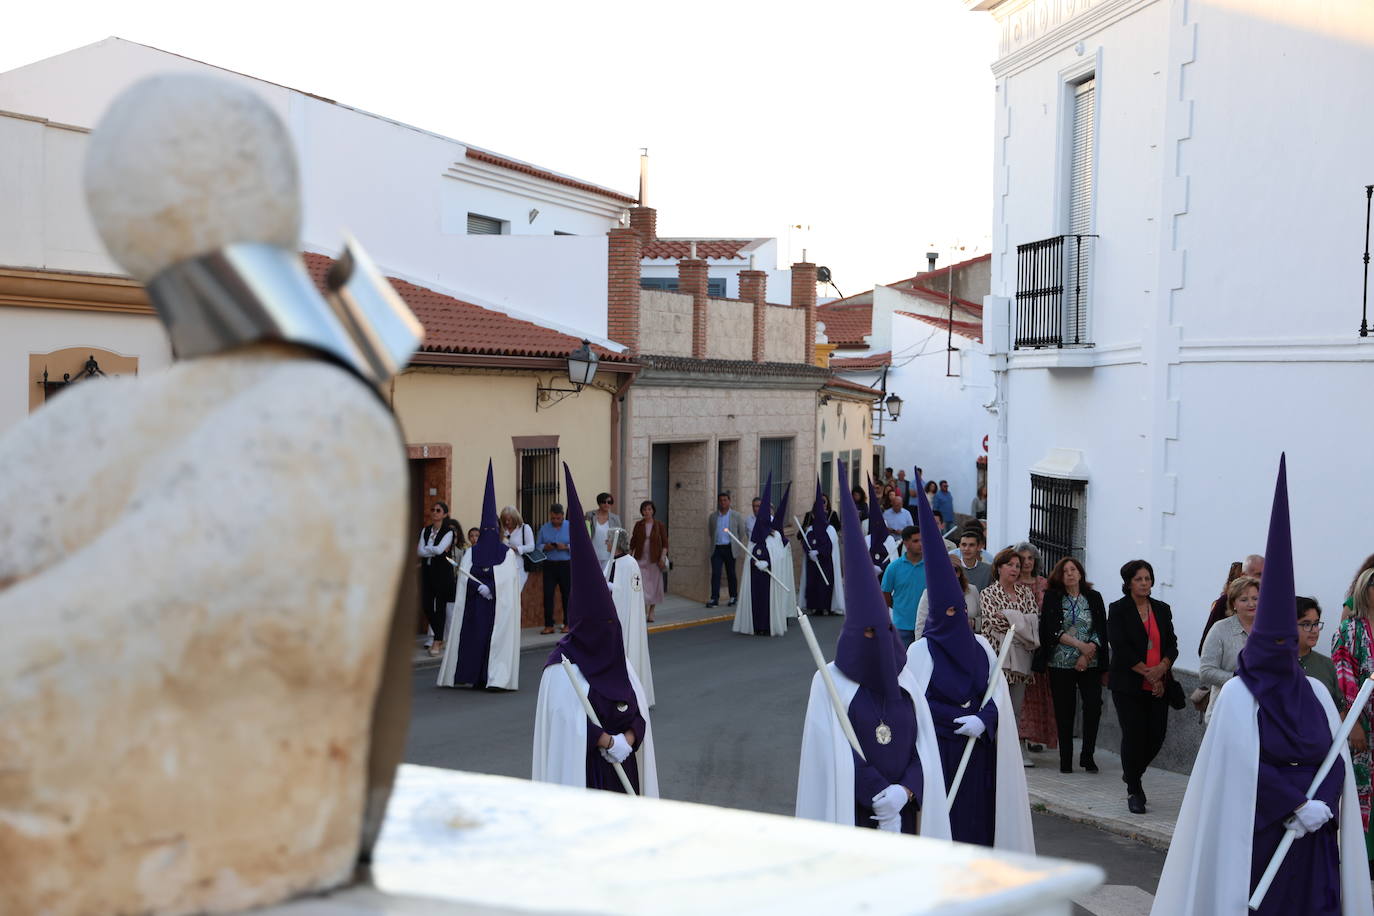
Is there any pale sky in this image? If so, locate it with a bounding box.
[3,1,998,293]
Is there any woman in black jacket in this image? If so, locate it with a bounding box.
[1033,557,1109,774]
[1107,559,1179,814]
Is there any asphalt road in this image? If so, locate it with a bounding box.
[405,617,1165,914]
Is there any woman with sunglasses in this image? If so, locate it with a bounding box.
[585,492,623,570]
[418,501,460,657]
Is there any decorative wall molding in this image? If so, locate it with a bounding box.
[990,0,1161,77]
[0,267,151,314]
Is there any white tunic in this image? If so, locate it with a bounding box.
[797,525,846,615]
[606,554,655,708]
[773,532,798,620]
[907,635,1036,854]
[732,533,790,637]
[1151,677,1371,916]
[436,550,521,691]
[531,659,659,798]
[795,663,951,839]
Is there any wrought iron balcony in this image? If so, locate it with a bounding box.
[1014,234,1096,349]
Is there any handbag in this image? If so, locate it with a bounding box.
[523,547,546,574]
[1188,686,1211,713]
[1164,676,1187,710]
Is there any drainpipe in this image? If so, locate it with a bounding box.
[611,371,636,503]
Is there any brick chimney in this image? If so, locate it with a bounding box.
[739,269,768,362]
[607,228,642,352]
[678,257,709,359]
[791,261,818,365]
[629,205,657,243]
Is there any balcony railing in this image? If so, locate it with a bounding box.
[1014,234,1096,349]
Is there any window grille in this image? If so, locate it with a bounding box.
[1028,474,1087,572]
[759,437,793,509]
[467,213,505,235]
[640,277,727,297]
[518,447,560,526]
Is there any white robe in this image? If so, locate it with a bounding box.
[795,663,951,839]
[774,532,798,620]
[437,550,521,691]
[907,635,1036,854]
[797,525,845,615]
[732,533,790,637]
[1151,677,1371,916]
[606,554,655,708]
[530,659,659,798]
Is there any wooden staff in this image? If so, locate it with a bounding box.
[946,628,1016,805]
[726,529,791,592]
[558,657,637,796]
[796,612,864,761]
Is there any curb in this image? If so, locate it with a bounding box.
[1027,795,1173,850]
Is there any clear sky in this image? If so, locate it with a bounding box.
[2,1,998,293]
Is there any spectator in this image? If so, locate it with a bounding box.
[923,480,939,509]
[1014,542,1056,755]
[1107,559,1178,814]
[971,485,988,521]
[851,486,869,523]
[1344,553,1374,616]
[499,506,536,594]
[1297,596,1341,712]
[880,525,926,648]
[537,503,572,635]
[585,492,622,569]
[630,500,668,623]
[1242,552,1265,580]
[745,496,763,538]
[954,530,993,591]
[893,468,913,504]
[467,527,480,547]
[706,492,747,609]
[881,490,914,534]
[1198,575,1259,724]
[801,493,841,532]
[933,481,955,528]
[882,467,895,490]
[978,548,1041,766]
[915,554,981,639]
[932,509,958,542]
[1332,567,1374,865]
[1197,560,1245,656]
[1034,557,1108,773]
[418,501,459,656]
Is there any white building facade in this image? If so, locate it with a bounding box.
[971,0,1374,670]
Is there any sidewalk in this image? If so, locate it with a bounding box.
[413,592,731,669]
[1023,745,1185,849]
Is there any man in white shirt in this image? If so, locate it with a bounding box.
[881,491,914,535]
[705,492,747,608]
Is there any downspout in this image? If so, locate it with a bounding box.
[611,370,636,503]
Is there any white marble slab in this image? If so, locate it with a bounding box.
[262,765,1102,915]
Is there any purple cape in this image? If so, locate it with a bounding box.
[452,460,501,687]
[912,471,986,701]
[803,479,834,612]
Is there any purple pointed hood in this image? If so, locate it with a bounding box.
[834,461,901,699]
[471,459,504,571]
[751,473,774,548]
[867,476,890,563]
[546,463,634,702]
[774,482,792,546]
[913,470,985,699]
[1236,455,1330,761]
[807,478,832,554]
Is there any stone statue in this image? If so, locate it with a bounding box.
[0,73,421,915]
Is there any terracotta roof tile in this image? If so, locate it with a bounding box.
[896,283,984,320]
[815,301,873,346]
[829,351,891,370]
[302,252,630,362]
[639,354,829,378]
[641,239,753,261]
[465,148,637,204]
[825,375,883,398]
[895,309,983,343]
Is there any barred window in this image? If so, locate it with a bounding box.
[1028,474,1086,572]
[518,446,560,526]
[759,436,793,509]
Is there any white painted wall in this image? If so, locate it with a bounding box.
[980,0,1374,669]
[0,38,624,339]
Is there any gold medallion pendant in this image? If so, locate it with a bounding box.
[615,702,629,713]
[875,723,893,745]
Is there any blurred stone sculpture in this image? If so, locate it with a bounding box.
[0,73,421,915]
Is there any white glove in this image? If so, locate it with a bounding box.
[876,815,902,833]
[1287,799,1333,838]
[754,560,769,571]
[476,583,493,600]
[953,714,986,739]
[874,564,884,576]
[808,550,820,561]
[603,733,633,764]
[870,784,908,822]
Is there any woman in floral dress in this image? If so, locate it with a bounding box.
[1014,543,1057,755]
[1332,566,1374,867]
[978,548,1042,767]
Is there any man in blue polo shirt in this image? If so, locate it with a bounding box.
[880,525,925,648]
[538,503,573,634]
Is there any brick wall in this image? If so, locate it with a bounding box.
[739,269,768,361]
[791,262,818,358]
[608,228,642,352]
[629,205,657,243]
[677,258,710,359]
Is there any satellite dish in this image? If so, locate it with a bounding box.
[817,266,832,284]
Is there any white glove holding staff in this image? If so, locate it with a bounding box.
[953,714,986,739]
[871,784,908,822]
[476,583,492,600]
[754,560,769,571]
[600,733,633,764]
[1286,799,1333,838]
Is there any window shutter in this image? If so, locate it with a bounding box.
[467,213,504,235]
[1065,78,1095,344]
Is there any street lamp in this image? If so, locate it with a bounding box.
[536,340,600,409]
[885,392,903,421]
